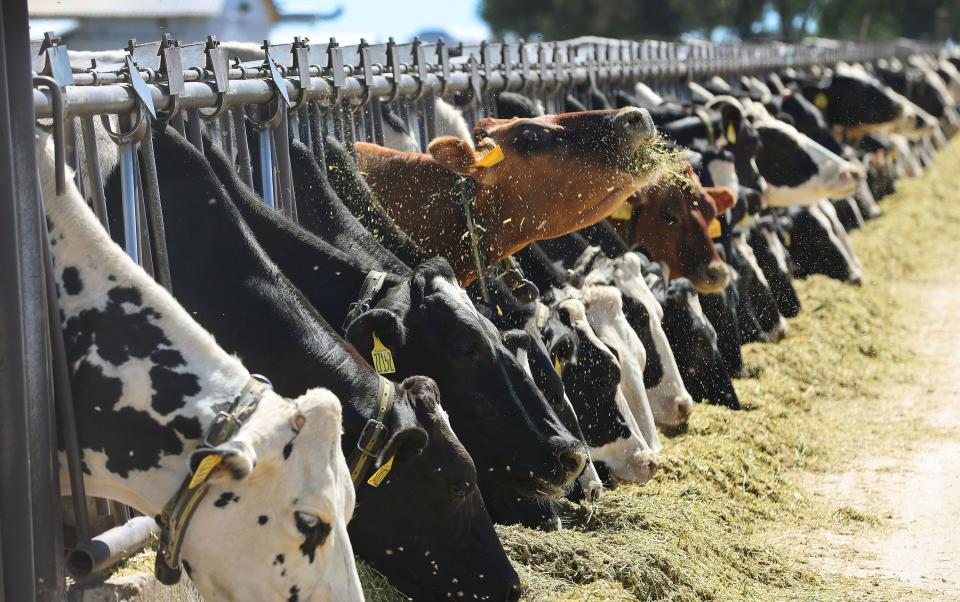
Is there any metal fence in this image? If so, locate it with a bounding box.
[1,7,945,598]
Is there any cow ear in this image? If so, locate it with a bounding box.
[720,105,742,145]
[705,187,736,213]
[428,137,502,185]
[428,136,482,175]
[345,308,407,359]
[190,440,256,483]
[380,426,428,465]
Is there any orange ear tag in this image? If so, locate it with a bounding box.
[707,218,722,239]
[470,145,505,168]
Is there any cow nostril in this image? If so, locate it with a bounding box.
[507,583,522,602]
[558,446,587,477]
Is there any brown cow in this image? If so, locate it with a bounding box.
[355,108,662,284]
[610,162,732,293]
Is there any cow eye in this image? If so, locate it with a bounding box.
[294,511,331,545]
[453,338,482,360]
[660,209,679,225]
[515,127,547,153]
[448,481,473,498]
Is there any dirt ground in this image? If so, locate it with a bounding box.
[795,280,960,601]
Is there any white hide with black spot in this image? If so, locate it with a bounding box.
[752,116,862,207]
[583,253,693,427]
[37,133,361,601]
[579,286,662,453]
[557,295,657,484]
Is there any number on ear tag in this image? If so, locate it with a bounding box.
[814,92,829,110]
[726,123,737,145]
[371,333,396,375]
[610,201,634,221]
[189,454,223,489]
[707,218,722,239]
[367,455,395,487]
[471,145,505,168]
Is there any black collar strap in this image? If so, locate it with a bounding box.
[347,375,395,486]
[154,375,273,585]
[342,270,387,334]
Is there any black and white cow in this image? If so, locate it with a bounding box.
[748,216,801,318]
[104,128,521,601]
[699,257,746,378]
[784,204,864,285]
[39,133,362,601]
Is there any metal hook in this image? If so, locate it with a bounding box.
[100,104,148,145]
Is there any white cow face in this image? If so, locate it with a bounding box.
[756,119,862,207]
[583,253,694,427]
[183,388,362,602]
[579,285,663,454]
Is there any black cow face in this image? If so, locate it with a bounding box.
[346,260,586,498]
[730,233,787,343]
[699,255,746,378]
[784,207,857,283]
[349,377,521,601]
[748,218,801,318]
[661,279,740,409]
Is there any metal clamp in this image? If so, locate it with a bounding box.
[199,36,229,121]
[289,37,312,112]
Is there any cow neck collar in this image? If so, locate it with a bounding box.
[154,375,273,585]
[346,375,395,486]
[453,175,495,302]
[342,270,388,333]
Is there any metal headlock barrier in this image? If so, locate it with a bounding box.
[0,0,944,592]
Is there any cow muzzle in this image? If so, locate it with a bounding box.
[614,107,657,145]
[691,261,730,294]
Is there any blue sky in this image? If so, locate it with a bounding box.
[272,0,491,45]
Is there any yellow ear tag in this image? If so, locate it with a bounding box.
[814,92,829,110]
[470,144,505,168]
[783,230,792,248]
[189,454,223,489]
[370,333,396,375]
[737,213,751,228]
[367,454,395,487]
[610,201,634,221]
[496,304,504,316]
[707,218,722,239]
[726,123,737,145]
[553,354,564,376]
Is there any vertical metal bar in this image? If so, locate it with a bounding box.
[79,116,109,233]
[258,127,275,209]
[370,98,385,146]
[232,109,254,189]
[171,111,186,137]
[132,152,154,277]
[288,110,300,143]
[139,125,172,291]
[118,134,140,264]
[219,110,234,160]
[206,114,222,150]
[0,2,60,598]
[298,106,311,154]
[274,106,297,222]
[186,109,203,152]
[40,216,90,543]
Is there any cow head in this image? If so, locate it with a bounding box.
[801,67,903,130]
[347,376,521,601]
[184,388,361,601]
[426,107,663,245]
[551,290,658,484]
[660,279,741,409]
[620,162,730,293]
[345,259,587,498]
[753,119,862,207]
[748,218,801,318]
